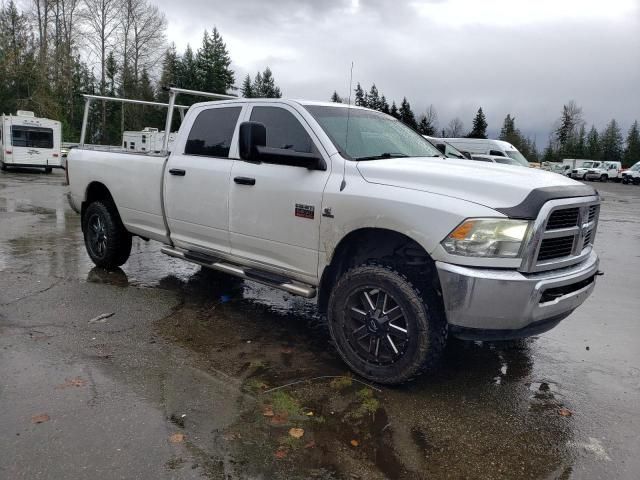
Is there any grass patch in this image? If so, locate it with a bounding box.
[329,376,353,390]
[270,390,301,417]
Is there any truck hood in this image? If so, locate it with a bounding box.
[356,157,593,213]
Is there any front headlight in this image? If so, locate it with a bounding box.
[441,218,531,258]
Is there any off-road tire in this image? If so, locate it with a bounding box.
[82,200,132,269]
[327,264,447,384]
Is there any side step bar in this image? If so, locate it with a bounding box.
[160,247,317,299]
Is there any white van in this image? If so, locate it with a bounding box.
[440,138,530,167]
[0,111,62,173]
[122,127,176,153]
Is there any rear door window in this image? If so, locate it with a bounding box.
[489,149,505,157]
[11,126,54,148]
[185,106,242,158]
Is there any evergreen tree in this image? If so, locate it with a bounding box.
[600,119,624,163]
[255,67,281,97]
[390,101,399,119]
[575,124,586,158]
[398,97,417,129]
[586,126,601,160]
[179,45,198,90]
[467,107,488,138]
[554,101,583,157]
[499,114,517,140]
[380,95,390,114]
[330,91,342,103]
[241,74,254,98]
[354,82,366,107]
[367,84,380,111]
[417,114,436,136]
[157,44,180,101]
[195,27,234,94]
[623,120,640,167]
[542,142,555,162]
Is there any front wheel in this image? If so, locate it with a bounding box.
[327,264,447,384]
[582,174,587,180]
[600,174,608,182]
[82,201,132,269]
[634,178,640,186]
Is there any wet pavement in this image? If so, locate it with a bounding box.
[0,168,638,479]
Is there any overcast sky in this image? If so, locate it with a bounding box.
[157,0,640,143]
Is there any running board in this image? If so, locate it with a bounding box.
[160,247,316,298]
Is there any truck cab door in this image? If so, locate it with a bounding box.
[164,104,245,254]
[229,104,331,283]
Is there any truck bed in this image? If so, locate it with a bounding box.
[67,148,170,243]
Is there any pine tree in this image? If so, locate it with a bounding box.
[354,82,366,107]
[499,114,517,140]
[575,124,586,158]
[554,101,583,156]
[380,95,390,114]
[179,45,197,90]
[256,67,281,97]
[195,27,234,94]
[467,107,488,139]
[157,44,180,101]
[390,101,399,119]
[586,126,601,160]
[417,113,436,136]
[368,84,380,111]
[330,91,342,103]
[398,97,417,129]
[241,74,253,98]
[623,120,640,167]
[600,119,624,163]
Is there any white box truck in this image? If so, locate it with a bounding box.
[0,111,62,173]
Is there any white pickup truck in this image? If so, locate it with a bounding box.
[67,90,601,384]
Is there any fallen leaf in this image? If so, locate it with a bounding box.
[304,441,316,449]
[558,408,573,417]
[31,413,50,424]
[305,411,314,416]
[274,447,288,459]
[350,439,359,447]
[169,433,186,443]
[262,406,274,417]
[270,414,288,425]
[88,312,114,324]
[289,427,304,439]
[56,377,87,389]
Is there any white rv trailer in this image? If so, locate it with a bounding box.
[0,111,62,173]
[122,127,177,153]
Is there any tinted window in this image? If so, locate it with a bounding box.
[11,126,53,148]
[250,106,314,153]
[185,107,242,157]
[489,150,505,157]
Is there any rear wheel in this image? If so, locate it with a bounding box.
[82,201,132,269]
[634,178,640,186]
[327,264,447,384]
[600,174,608,182]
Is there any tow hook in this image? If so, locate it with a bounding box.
[596,271,604,277]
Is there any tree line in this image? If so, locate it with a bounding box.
[332,84,639,166]
[0,0,280,144]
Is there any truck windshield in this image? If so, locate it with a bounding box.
[304,105,441,160]
[505,150,529,167]
[11,126,54,149]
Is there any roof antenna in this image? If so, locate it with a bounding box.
[340,61,354,192]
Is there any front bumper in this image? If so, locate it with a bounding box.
[436,251,599,340]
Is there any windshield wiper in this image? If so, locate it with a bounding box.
[355,152,409,161]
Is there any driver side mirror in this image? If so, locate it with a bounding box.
[238,121,326,170]
[239,121,266,162]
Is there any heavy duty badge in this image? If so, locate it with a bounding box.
[295,204,315,219]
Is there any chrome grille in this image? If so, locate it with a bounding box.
[538,236,575,261]
[546,208,579,230]
[520,196,600,273]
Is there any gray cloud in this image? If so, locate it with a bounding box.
[157,0,640,143]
